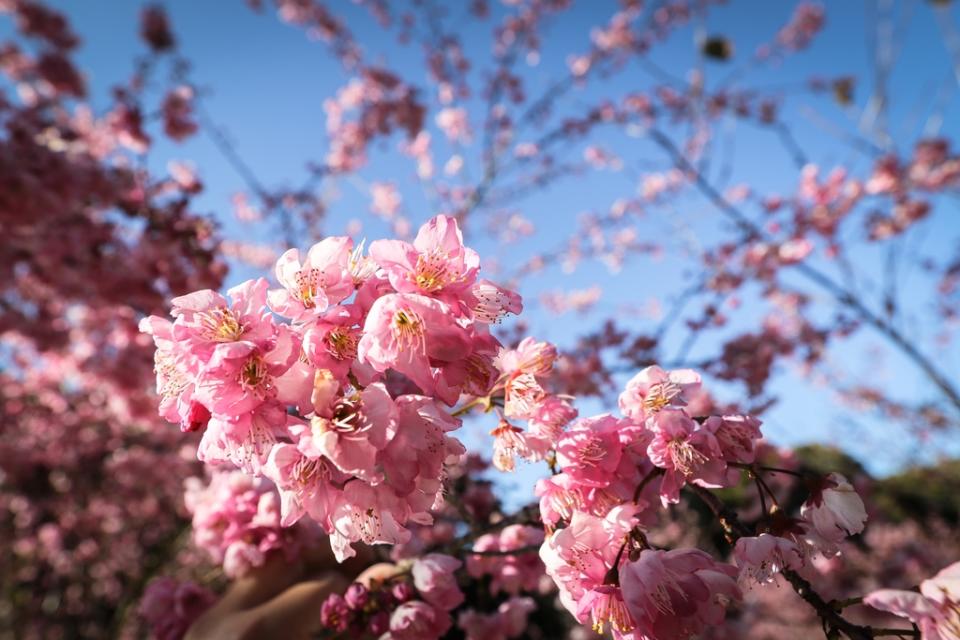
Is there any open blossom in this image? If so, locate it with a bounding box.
[528,395,578,442]
[619,549,741,640]
[358,292,472,404]
[733,534,805,584]
[578,585,634,637]
[368,214,479,301]
[268,237,355,321]
[703,414,764,463]
[540,505,637,626]
[619,366,702,422]
[494,337,566,442]
[194,326,298,416]
[262,441,342,527]
[197,403,289,474]
[139,315,208,432]
[412,553,465,610]
[502,371,545,419]
[300,382,398,482]
[865,561,960,640]
[170,278,277,359]
[302,316,367,386]
[469,279,524,323]
[556,415,624,488]
[330,479,412,561]
[490,420,530,472]
[536,472,584,525]
[647,408,725,504]
[378,394,464,496]
[800,473,867,543]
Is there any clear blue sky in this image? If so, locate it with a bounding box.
[12,1,960,483]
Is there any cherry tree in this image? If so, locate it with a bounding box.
[2,1,959,638]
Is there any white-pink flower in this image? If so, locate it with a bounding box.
[268,237,355,321]
[733,533,805,584]
[865,561,960,640]
[619,365,702,422]
[800,473,867,543]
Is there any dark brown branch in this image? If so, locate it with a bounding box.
[686,484,910,640]
[647,127,960,416]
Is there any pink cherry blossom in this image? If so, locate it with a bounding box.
[329,479,412,561]
[412,553,465,610]
[262,441,342,528]
[194,325,298,416]
[647,408,725,504]
[703,414,764,464]
[556,415,625,488]
[865,561,960,640]
[170,278,276,360]
[469,279,524,323]
[197,403,289,474]
[298,383,397,480]
[733,534,805,584]
[358,292,472,403]
[800,473,867,543]
[267,236,355,321]
[139,314,208,432]
[540,505,637,625]
[619,548,741,640]
[368,214,479,300]
[619,366,702,422]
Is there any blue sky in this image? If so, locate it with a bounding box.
[11,1,960,481]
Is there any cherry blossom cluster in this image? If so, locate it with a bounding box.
[141,214,523,562]
[535,365,869,639]
[488,337,578,472]
[466,524,545,596]
[319,553,465,639]
[139,577,215,640]
[183,470,317,578]
[319,554,537,640]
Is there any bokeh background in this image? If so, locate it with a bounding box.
[2,0,959,637]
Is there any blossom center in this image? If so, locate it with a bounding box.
[238,355,271,397]
[590,587,634,634]
[643,380,682,412]
[413,249,457,292]
[331,397,363,432]
[668,437,706,476]
[391,309,425,352]
[577,436,607,467]
[326,329,358,361]
[351,506,383,543]
[294,268,325,308]
[199,307,244,342]
[292,455,326,485]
